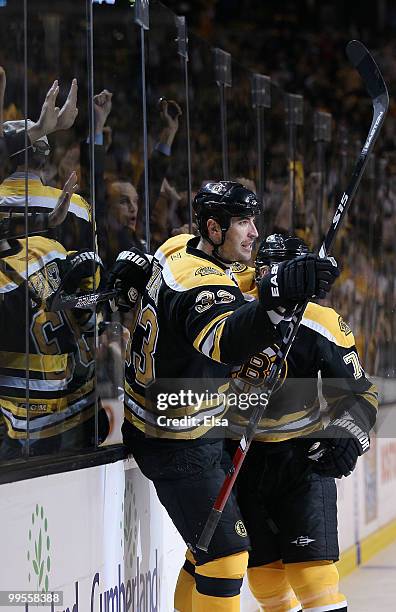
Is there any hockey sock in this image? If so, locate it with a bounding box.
[285,561,347,611]
[174,550,196,612]
[248,561,302,611]
[192,551,248,612]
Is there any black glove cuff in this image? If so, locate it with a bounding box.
[333,394,375,433]
[259,262,286,310]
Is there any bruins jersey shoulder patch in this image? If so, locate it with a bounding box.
[338,315,352,336]
[231,262,248,273]
[195,266,223,277]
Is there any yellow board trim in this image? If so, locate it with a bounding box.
[361,518,396,564]
[336,544,359,578]
[337,517,396,578]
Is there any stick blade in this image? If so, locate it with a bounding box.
[346,40,388,103]
[48,289,117,311]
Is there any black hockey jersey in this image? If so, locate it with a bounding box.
[0,236,99,440]
[124,235,278,440]
[229,266,378,441]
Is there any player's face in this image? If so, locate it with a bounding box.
[219,216,258,263]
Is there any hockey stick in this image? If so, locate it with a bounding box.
[197,40,389,552]
[48,288,119,311]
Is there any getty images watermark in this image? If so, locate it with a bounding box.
[155,390,268,428]
[157,390,268,411]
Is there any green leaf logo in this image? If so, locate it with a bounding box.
[28,505,51,592]
[124,478,138,569]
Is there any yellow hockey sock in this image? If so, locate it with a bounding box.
[192,551,248,612]
[174,550,196,612]
[285,561,347,610]
[248,561,302,611]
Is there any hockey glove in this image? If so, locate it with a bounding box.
[259,254,339,317]
[106,248,152,312]
[308,410,370,479]
[62,250,103,293]
[44,249,104,312]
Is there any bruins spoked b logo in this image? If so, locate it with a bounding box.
[338,315,352,335]
[235,520,248,538]
[232,344,288,392]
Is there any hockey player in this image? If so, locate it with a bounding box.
[107,181,340,612]
[0,172,109,458]
[224,234,377,612]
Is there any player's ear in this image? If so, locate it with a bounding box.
[206,218,221,241]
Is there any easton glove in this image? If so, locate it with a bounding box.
[259,254,339,316]
[308,410,370,479]
[106,248,152,311]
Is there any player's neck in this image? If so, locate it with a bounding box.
[196,238,233,267]
[196,238,212,255]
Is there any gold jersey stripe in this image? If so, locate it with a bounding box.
[0,351,67,372]
[124,380,229,417]
[361,385,379,411]
[193,311,234,355]
[252,422,323,442]
[0,377,95,415]
[211,318,228,363]
[229,409,310,429]
[3,404,96,440]
[326,390,378,414]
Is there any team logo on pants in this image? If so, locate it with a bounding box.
[291,535,315,547]
[235,520,248,538]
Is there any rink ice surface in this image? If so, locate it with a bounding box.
[339,539,396,611]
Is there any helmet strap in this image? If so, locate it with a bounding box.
[201,216,229,250]
[210,227,235,265]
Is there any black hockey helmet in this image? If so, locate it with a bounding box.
[256,233,310,267]
[193,181,262,246]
